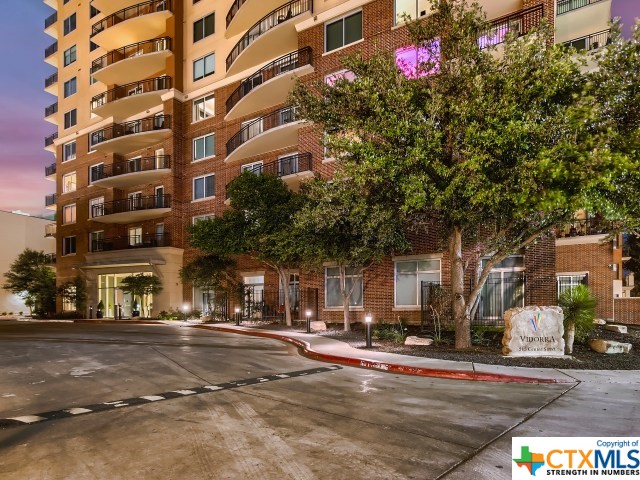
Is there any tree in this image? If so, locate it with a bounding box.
[3,248,56,316]
[57,276,87,314]
[292,0,640,348]
[179,255,239,317]
[189,171,307,326]
[120,274,163,318]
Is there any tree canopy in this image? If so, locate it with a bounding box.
[3,248,56,316]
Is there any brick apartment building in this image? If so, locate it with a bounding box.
[41,0,631,323]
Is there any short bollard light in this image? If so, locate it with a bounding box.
[182,303,189,322]
[306,309,312,334]
[89,305,93,319]
[365,314,372,348]
[234,306,241,326]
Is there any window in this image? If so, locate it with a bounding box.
[62,285,76,311]
[63,204,76,224]
[128,227,143,246]
[63,13,76,35]
[242,117,263,139]
[193,133,215,161]
[63,45,76,67]
[89,163,104,183]
[325,11,362,52]
[192,94,215,122]
[128,192,143,210]
[394,258,440,306]
[193,214,215,224]
[557,274,588,296]
[155,186,165,208]
[325,69,356,86]
[193,174,215,200]
[241,161,263,175]
[478,256,525,321]
[90,41,99,52]
[194,13,215,42]
[89,231,104,252]
[62,172,76,193]
[63,77,77,97]
[395,42,440,79]
[325,267,363,307]
[63,141,76,162]
[193,53,215,81]
[90,5,100,18]
[64,109,77,129]
[63,236,76,256]
[89,196,104,218]
[394,0,430,25]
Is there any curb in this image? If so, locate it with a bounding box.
[74,319,163,325]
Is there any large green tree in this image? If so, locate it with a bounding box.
[292,0,640,348]
[179,254,239,316]
[3,248,56,316]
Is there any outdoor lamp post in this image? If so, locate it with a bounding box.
[234,306,240,326]
[182,303,189,322]
[365,314,372,348]
[305,309,312,333]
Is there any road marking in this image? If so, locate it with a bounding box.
[0,365,342,430]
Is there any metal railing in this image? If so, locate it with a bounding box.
[91,194,171,218]
[226,47,312,114]
[90,155,171,182]
[557,0,607,15]
[45,102,58,117]
[45,163,56,177]
[45,223,56,237]
[91,37,172,74]
[479,4,544,49]
[91,233,170,252]
[45,72,58,89]
[91,0,172,37]
[226,106,298,155]
[45,12,57,29]
[45,41,58,58]
[43,253,56,264]
[226,0,249,28]
[226,0,312,71]
[91,76,172,110]
[563,29,610,51]
[89,114,171,147]
[555,217,613,237]
[45,132,58,147]
[45,194,57,207]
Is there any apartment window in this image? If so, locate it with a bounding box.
[193,133,215,161]
[63,204,76,224]
[193,174,215,200]
[90,74,97,85]
[192,94,215,122]
[193,214,215,224]
[242,161,263,175]
[89,163,104,183]
[64,109,77,129]
[90,41,99,52]
[325,11,362,52]
[394,0,430,25]
[89,231,104,252]
[325,267,363,307]
[63,236,76,256]
[395,42,439,79]
[63,141,76,162]
[478,256,525,321]
[395,258,440,306]
[128,227,143,246]
[63,13,76,35]
[63,45,76,67]
[63,77,77,98]
[193,53,215,81]
[62,172,76,193]
[90,5,100,18]
[194,12,215,42]
[89,196,104,218]
[242,117,263,138]
[557,274,588,296]
[325,69,356,86]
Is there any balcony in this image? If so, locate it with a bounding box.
[478,4,544,49]
[45,162,56,181]
[44,102,58,124]
[225,0,289,39]
[225,48,313,121]
[91,76,171,119]
[555,217,613,238]
[91,0,143,17]
[557,0,607,15]
[45,72,58,95]
[91,37,172,85]
[44,41,58,67]
[91,233,170,252]
[226,107,303,163]
[563,29,610,51]
[45,223,56,238]
[225,0,312,75]
[45,193,57,210]
[89,114,171,155]
[43,253,56,265]
[91,194,171,224]
[44,12,57,38]
[90,0,173,51]
[45,132,57,152]
[43,0,57,9]
[90,155,171,188]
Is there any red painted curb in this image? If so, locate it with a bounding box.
[193,325,573,385]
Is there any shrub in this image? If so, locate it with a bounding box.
[158,310,181,320]
[373,320,408,343]
[188,309,203,320]
[559,285,597,353]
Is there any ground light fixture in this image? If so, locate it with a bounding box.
[234,306,241,326]
[182,303,189,322]
[306,309,312,333]
[365,314,372,348]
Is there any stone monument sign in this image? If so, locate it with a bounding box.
[502,306,565,357]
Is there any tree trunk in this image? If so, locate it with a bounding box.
[340,266,351,332]
[450,227,471,349]
[277,268,293,327]
[565,320,575,355]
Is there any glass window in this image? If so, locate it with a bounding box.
[63,204,76,224]
[194,174,215,200]
[394,0,430,25]
[192,94,215,122]
[89,164,103,183]
[194,12,215,42]
[90,41,99,52]
[89,231,104,252]
[63,141,76,162]
[90,5,100,18]
[193,133,215,161]
[325,11,362,52]
[63,236,76,255]
[395,41,440,78]
[62,172,76,193]
[89,196,104,218]
[64,109,77,129]
[241,161,263,175]
[395,259,440,306]
[64,45,76,67]
[193,214,215,224]
[478,256,525,321]
[129,227,143,246]
[557,274,588,296]
[193,53,215,81]
[63,77,77,98]
[325,267,363,307]
[63,13,76,35]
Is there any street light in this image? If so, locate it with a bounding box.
[305,309,312,333]
[234,306,241,326]
[365,314,372,348]
[182,303,189,322]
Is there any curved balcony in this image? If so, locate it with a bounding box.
[91,37,172,86]
[45,223,56,238]
[44,102,58,124]
[89,114,171,155]
[91,194,171,224]
[91,232,171,252]
[90,155,171,188]
[45,193,57,211]
[225,0,287,39]
[91,76,171,119]
[90,0,173,51]
[45,12,57,38]
[225,106,303,163]
[91,0,142,17]
[45,132,57,152]
[225,0,312,75]
[45,41,58,67]
[45,72,58,95]
[225,47,313,121]
[45,162,56,181]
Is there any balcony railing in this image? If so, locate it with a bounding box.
[45,194,57,207]
[45,223,56,237]
[45,102,58,117]
[226,0,249,28]
[91,37,172,74]
[91,0,172,37]
[91,76,172,110]
[90,155,171,182]
[557,0,607,15]
[45,132,58,147]
[226,47,312,114]
[226,106,298,155]
[479,4,544,49]
[45,72,58,89]
[45,41,58,58]
[91,233,171,252]
[43,253,56,264]
[91,194,171,218]
[555,217,613,238]
[563,29,610,51]
[89,114,171,147]
[45,163,56,177]
[45,12,57,29]
[226,0,312,71]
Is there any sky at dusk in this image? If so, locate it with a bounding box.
[0,1,636,218]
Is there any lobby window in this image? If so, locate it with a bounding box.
[62,172,76,193]
[193,174,215,200]
[193,133,215,161]
[194,12,215,42]
[64,109,77,129]
[192,94,215,122]
[325,267,363,307]
[394,258,440,307]
[63,141,76,162]
[63,45,76,67]
[63,236,76,256]
[63,77,77,98]
[193,53,215,81]
[394,0,430,25]
[63,204,76,225]
[325,11,362,53]
[63,13,76,35]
